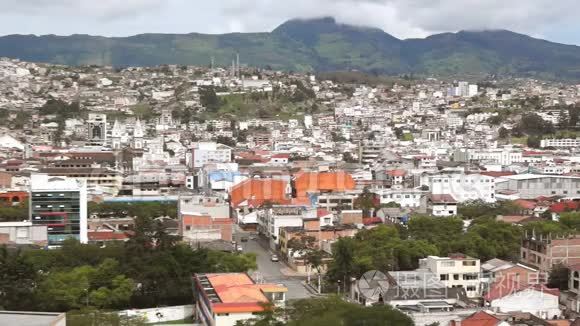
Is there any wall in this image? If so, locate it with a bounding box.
[120,304,194,324]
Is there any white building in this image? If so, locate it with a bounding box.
[191,142,232,168]
[419,254,481,298]
[29,174,88,246]
[422,172,496,203]
[541,138,580,148]
[377,189,426,208]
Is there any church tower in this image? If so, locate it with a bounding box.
[133,118,144,149]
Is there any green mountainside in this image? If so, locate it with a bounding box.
[2,17,580,79]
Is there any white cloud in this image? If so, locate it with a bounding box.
[0,0,578,44]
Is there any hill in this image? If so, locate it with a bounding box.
[2,17,580,79]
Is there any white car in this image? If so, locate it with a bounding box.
[270,254,279,262]
[237,245,243,252]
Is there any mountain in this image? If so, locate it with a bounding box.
[2,17,580,79]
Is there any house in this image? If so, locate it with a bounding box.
[480,258,543,294]
[419,254,481,298]
[179,194,233,243]
[450,311,510,326]
[193,273,287,326]
[429,194,458,216]
[257,205,309,249]
[352,269,470,311]
[484,283,560,319]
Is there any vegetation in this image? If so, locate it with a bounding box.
[88,201,178,219]
[0,215,256,312]
[0,201,28,222]
[239,297,413,326]
[5,18,580,79]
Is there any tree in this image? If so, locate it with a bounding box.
[498,127,510,139]
[0,248,38,310]
[354,187,380,218]
[284,297,413,326]
[199,87,221,112]
[216,136,237,148]
[548,264,570,290]
[67,309,147,326]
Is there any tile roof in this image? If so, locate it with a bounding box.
[202,273,287,314]
[294,171,356,197]
[230,179,288,208]
[429,194,457,203]
[454,311,501,326]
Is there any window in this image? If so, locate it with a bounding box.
[466,286,477,292]
[440,274,449,281]
[186,226,191,231]
[441,261,455,267]
[463,260,476,266]
[453,274,460,281]
[463,273,478,280]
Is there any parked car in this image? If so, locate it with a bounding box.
[270,254,279,262]
[237,245,243,252]
[240,236,248,242]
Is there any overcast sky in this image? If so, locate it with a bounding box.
[1,0,579,45]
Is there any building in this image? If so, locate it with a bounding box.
[352,269,469,310]
[428,194,458,217]
[87,113,107,146]
[484,284,560,319]
[179,194,233,243]
[0,311,66,326]
[520,235,580,273]
[257,205,309,249]
[193,273,287,326]
[191,142,232,168]
[0,221,48,246]
[541,138,580,148]
[377,189,426,208]
[29,174,88,246]
[294,171,357,199]
[419,254,481,298]
[496,174,580,199]
[422,172,496,203]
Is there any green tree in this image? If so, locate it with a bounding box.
[0,248,38,310]
[548,264,570,290]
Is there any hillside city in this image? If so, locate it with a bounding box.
[1,55,580,326]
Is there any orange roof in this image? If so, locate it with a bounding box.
[455,311,500,326]
[202,273,286,314]
[294,171,356,197]
[230,179,288,208]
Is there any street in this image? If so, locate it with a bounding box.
[235,233,314,300]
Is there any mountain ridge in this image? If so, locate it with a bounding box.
[1,17,580,79]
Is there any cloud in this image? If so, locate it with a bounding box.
[0,0,577,44]
[219,0,579,40]
[0,0,165,20]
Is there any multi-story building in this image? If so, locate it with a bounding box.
[541,138,580,148]
[377,189,427,208]
[178,194,233,243]
[191,142,232,169]
[419,254,481,298]
[496,174,580,199]
[521,235,580,272]
[0,221,48,246]
[421,172,496,203]
[193,273,286,326]
[29,174,88,246]
[258,205,309,249]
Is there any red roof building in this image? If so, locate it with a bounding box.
[230,179,289,208]
[294,171,356,198]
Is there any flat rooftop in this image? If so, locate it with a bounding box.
[0,311,65,326]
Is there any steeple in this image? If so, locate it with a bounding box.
[112,119,123,138]
[134,118,144,138]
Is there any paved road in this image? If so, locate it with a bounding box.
[236,233,313,300]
